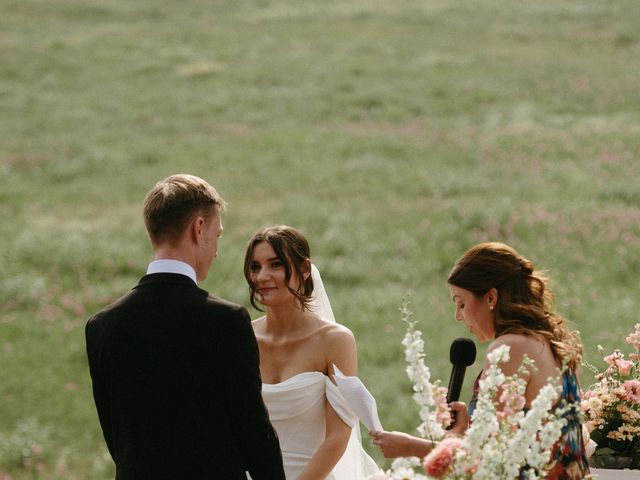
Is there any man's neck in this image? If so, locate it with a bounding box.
[151,238,200,283]
[152,243,194,264]
[147,259,198,284]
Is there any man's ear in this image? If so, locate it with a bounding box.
[190,216,205,244]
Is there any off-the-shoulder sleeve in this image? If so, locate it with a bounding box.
[324,377,383,478]
[325,377,358,427]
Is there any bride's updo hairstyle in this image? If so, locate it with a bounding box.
[447,242,583,370]
[244,225,314,311]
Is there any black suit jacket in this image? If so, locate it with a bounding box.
[86,273,285,480]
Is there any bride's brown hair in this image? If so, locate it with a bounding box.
[244,225,314,311]
[447,242,583,370]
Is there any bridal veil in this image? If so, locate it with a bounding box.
[310,264,381,479]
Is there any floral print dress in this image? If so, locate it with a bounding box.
[468,369,591,479]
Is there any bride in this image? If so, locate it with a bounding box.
[243,225,380,480]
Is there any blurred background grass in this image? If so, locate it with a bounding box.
[1,0,639,477]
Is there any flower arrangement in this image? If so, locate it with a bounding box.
[582,323,640,469]
[400,301,451,441]
[376,301,571,480]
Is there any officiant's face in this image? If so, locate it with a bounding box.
[249,241,298,306]
[449,285,495,342]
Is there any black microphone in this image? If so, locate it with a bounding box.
[446,337,477,403]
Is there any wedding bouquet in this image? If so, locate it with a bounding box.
[582,323,640,469]
[376,301,570,480]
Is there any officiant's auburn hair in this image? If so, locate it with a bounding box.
[143,174,226,246]
[244,225,314,311]
[447,242,583,370]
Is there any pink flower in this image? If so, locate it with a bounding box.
[623,380,640,403]
[499,386,526,417]
[423,437,463,479]
[604,350,623,365]
[615,359,634,375]
[435,386,453,426]
[580,399,590,412]
[625,324,640,349]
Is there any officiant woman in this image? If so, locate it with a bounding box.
[370,242,590,479]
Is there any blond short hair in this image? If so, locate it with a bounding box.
[143,174,225,246]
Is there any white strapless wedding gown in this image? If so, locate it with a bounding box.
[261,371,380,480]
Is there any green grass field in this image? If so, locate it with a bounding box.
[1,0,639,477]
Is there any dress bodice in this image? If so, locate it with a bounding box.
[261,371,379,480]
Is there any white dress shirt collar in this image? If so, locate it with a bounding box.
[146,259,198,284]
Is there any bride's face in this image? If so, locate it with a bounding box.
[249,241,298,306]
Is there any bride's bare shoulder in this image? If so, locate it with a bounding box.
[315,317,354,339]
[315,319,355,357]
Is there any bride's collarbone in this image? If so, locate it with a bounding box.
[258,324,330,347]
[256,313,334,340]
[259,334,325,359]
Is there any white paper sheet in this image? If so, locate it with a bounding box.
[332,364,383,432]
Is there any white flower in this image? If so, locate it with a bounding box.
[388,457,428,480]
[588,396,602,410]
[400,302,448,441]
[487,344,511,364]
[389,303,570,480]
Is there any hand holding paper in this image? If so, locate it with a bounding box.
[332,364,383,432]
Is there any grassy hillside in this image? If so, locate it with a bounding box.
[1,0,639,477]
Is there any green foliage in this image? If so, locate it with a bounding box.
[1,0,639,476]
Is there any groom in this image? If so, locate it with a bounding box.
[86,174,285,479]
